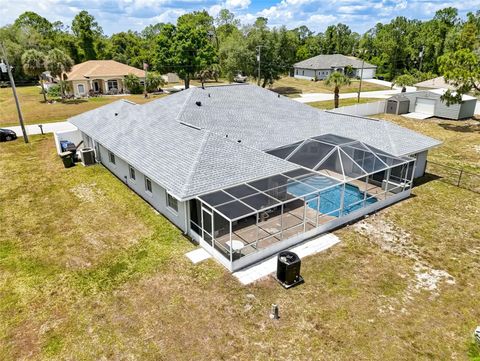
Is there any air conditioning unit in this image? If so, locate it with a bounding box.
[276,251,304,289]
[80,148,96,166]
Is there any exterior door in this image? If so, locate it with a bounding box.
[93,81,100,92]
[386,100,397,114]
[415,98,435,115]
[94,141,101,162]
[201,207,213,247]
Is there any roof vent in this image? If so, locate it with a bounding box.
[237,140,241,143]
[277,94,280,98]
[195,101,202,106]
[114,112,118,116]
[208,93,211,97]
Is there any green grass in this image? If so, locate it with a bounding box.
[0,86,167,127]
[308,97,380,110]
[0,115,479,359]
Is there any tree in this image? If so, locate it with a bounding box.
[72,10,103,61]
[146,72,165,92]
[438,48,480,104]
[124,73,143,94]
[324,72,351,108]
[393,74,416,92]
[102,31,144,68]
[46,48,73,98]
[170,11,218,89]
[21,49,48,101]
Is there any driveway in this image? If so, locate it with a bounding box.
[4,121,77,136]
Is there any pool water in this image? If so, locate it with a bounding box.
[288,182,377,217]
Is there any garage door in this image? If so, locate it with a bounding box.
[415,98,435,115]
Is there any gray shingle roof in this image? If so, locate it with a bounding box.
[294,54,376,70]
[69,84,440,200]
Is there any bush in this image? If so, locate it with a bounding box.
[146,72,165,92]
[124,73,143,94]
[47,84,61,98]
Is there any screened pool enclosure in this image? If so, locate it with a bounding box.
[189,134,416,270]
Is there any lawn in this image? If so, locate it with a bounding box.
[0,119,479,359]
[308,97,380,110]
[269,76,391,95]
[0,86,167,127]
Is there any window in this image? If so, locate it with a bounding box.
[295,69,298,75]
[77,84,85,94]
[302,70,304,75]
[107,80,118,90]
[145,177,152,193]
[167,193,178,212]
[129,166,136,180]
[109,151,115,164]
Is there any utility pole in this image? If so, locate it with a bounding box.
[256,45,264,86]
[357,48,366,103]
[143,61,148,97]
[357,58,364,103]
[0,42,28,143]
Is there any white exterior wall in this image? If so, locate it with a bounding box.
[90,137,188,232]
[293,68,317,80]
[411,150,428,178]
[355,68,376,79]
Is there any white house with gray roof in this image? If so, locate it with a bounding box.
[293,54,377,80]
[68,84,440,271]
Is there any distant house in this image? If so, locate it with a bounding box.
[414,76,456,90]
[293,54,377,81]
[63,60,146,97]
[387,89,476,120]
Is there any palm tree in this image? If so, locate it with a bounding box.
[393,74,415,92]
[22,49,47,102]
[46,48,73,99]
[324,72,351,108]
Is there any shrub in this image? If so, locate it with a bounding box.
[124,73,143,94]
[47,84,61,98]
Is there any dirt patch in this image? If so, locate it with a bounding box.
[353,215,455,314]
[474,145,480,154]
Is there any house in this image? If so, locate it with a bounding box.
[387,89,477,120]
[63,60,145,97]
[414,76,456,90]
[293,54,377,81]
[67,84,440,271]
[161,72,180,83]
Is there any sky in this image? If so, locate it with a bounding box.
[1,0,480,35]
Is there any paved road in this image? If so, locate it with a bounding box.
[294,79,417,103]
[3,121,76,136]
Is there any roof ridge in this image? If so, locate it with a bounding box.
[175,88,195,124]
[380,121,399,155]
[180,130,211,197]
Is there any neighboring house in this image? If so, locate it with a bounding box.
[414,76,456,90]
[387,89,476,120]
[68,84,440,271]
[293,54,377,81]
[63,60,145,97]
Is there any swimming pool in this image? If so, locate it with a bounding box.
[287,181,377,217]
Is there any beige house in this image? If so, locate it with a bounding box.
[64,60,146,97]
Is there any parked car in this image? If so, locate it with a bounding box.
[233,73,248,83]
[0,128,17,142]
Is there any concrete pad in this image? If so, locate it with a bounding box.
[402,112,433,120]
[233,233,341,285]
[185,248,211,264]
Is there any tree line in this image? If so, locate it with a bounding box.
[1,7,479,98]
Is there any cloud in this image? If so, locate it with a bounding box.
[1,0,480,35]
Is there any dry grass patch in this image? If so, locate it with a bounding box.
[269,76,390,95]
[0,131,479,360]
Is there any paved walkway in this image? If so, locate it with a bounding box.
[294,79,417,104]
[4,121,76,136]
[233,233,341,285]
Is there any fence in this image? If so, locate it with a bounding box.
[329,100,386,116]
[426,161,480,193]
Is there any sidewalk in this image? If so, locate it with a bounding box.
[4,121,76,136]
